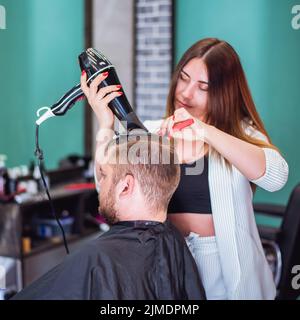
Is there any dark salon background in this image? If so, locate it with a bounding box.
[0,0,299,225]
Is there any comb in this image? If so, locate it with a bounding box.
[172,118,194,132]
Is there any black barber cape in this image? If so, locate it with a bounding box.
[12,220,205,300]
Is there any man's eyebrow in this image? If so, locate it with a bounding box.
[181,69,209,85]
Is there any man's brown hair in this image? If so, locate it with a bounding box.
[106,133,180,212]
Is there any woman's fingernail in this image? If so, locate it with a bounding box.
[102,71,109,77]
[116,85,122,89]
[118,92,123,96]
[76,95,85,102]
[81,70,86,76]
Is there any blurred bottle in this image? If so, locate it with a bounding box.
[7,168,19,195]
[0,155,9,196]
[33,162,50,191]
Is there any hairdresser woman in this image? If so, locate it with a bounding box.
[81,38,288,300]
[143,38,289,300]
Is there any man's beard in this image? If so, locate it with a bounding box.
[98,183,118,225]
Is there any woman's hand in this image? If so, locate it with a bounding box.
[159,107,207,141]
[80,71,122,129]
[159,108,208,162]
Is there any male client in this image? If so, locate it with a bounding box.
[12,134,205,300]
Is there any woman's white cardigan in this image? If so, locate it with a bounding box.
[143,119,289,300]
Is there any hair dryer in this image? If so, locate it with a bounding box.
[36,48,148,132]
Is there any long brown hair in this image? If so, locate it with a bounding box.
[166,38,277,151]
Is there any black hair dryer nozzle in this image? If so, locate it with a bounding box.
[78,48,148,132]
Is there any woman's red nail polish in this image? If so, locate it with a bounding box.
[76,95,85,102]
[116,85,122,89]
[118,92,123,96]
[102,71,109,77]
[81,70,86,76]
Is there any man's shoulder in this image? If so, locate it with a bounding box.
[164,220,183,236]
[64,233,112,263]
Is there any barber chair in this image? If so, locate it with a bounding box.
[254,184,300,300]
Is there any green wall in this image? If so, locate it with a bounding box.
[175,0,300,207]
[0,0,84,169]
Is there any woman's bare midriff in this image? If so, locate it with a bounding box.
[168,213,215,237]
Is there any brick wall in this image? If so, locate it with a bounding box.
[135,0,173,121]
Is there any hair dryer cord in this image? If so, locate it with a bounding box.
[35,124,70,255]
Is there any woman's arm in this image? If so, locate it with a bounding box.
[204,124,289,192]
[205,125,266,180]
[80,70,120,189]
[163,107,266,180]
[167,108,289,191]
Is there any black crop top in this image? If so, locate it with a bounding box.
[168,156,212,214]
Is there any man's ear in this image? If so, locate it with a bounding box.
[116,174,135,199]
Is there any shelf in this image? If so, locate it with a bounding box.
[1,179,101,288]
[22,228,101,258]
[18,186,97,209]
